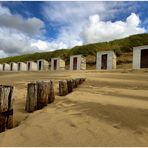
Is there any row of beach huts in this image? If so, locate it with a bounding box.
[0,45,148,72]
[0,51,116,72]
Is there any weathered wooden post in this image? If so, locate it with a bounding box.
[25,83,37,113]
[48,80,55,103]
[59,80,68,96]
[0,85,14,132]
[72,79,77,88]
[46,80,55,103]
[67,79,73,93]
[76,78,80,86]
[37,81,49,110]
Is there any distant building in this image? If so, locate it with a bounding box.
[10,62,18,72]
[37,59,49,71]
[51,58,65,71]
[133,45,148,69]
[27,61,38,71]
[18,62,27,71]
[96,51,116,70]
[3,63,10,71]
[70,55,86,70]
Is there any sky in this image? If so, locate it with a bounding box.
[0,1,148,58]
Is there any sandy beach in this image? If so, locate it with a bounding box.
[0,70,148,146]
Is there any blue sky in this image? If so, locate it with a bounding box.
[0,1,148,57]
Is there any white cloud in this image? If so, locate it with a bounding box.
[81,13,145,43]
[43,1,137,25]
[0,4,10,15]
[43,2,145,47]
[0,4,44,36]
[0,4,48,58]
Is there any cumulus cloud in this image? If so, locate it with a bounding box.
[0,4,44,36]
[0,4,47,57]
[0,15,44,36]
[43,2,145,46]
[0,4,10,15]
[43,1,138,25]
[81,13,145,43]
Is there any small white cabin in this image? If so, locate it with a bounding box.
[27,61,38,71]
[70,55,86,70]
[18,62,27,71]
[51,58,65,71]
[37,59,49,71]
[96,51,116,70]
[10,62,18,72]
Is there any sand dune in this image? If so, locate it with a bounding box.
[0,70,148,146]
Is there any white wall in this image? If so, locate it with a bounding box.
[0,64,3,71]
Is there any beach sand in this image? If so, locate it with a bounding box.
[0,70,148,146]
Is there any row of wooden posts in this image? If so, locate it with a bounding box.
[0,78,86,133]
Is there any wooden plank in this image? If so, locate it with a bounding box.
[6,85,14,129]
[37,81,48,110]
[6,110,13,129]
[59,80,68,96]
[0,86,10,112]
[72,79,77,88]
[0,113,6,132]
[25,83,37,112]
[48,80,55,103]
[67,80,73,93]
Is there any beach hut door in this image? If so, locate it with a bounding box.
[39,61,42,71]
[18,63,21,71]
[10,63,13,71]
[101,54,107,69]
[73,57,77,70]
[28,63,31,71]
[140,49,148,68]
[54,59,57,70]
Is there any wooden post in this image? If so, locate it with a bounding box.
[59,80,68,96]
[46,80,55,103]
[72,79,77,88]
[0,113,6,132]
[49,80,55,103]
[75,78,80,86]
[37,81,49,110]
[25,83,37,113]
[0,85,14,132]
[67,79,73,93]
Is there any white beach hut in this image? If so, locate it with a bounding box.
[27,61,38,71]
[133,45,148,69]
[37,59,49,71]
[51,58,65,71]
[96,51,116,70]
[70,55,86,70]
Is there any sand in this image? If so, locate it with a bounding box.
[0,70,148,146]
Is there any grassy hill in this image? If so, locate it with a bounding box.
[0,33,148,69]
